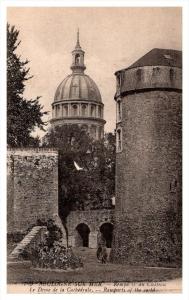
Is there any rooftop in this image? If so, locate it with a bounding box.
[116,48,182,74]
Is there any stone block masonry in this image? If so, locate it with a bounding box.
[110,209,182,266]
[115,90,182,214]
[7,148,60,233]
[66,210,114,248]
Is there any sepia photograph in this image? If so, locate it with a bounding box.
[3,3,185,295]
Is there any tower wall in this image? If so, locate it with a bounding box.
[110,64,182,266]
[7,148,60,233]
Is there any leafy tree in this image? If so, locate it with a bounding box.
[43,125,115,224]
[7,24,47,147]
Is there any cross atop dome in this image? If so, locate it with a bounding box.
[71,29,86,73]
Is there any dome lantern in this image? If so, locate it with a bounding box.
[71,29,86,73]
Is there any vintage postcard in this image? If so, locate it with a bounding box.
[3,3,185,296]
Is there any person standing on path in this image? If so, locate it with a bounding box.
[101,246,108,264]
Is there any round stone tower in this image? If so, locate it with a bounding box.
[51,30,106,140]
[110,48,182,266]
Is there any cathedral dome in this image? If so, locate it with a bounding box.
[54,73,102,103]
[51,30,105,140]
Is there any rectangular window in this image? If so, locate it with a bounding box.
[116,127,122,153]
[117,99,122,122]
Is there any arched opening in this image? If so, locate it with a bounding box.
[75,54,80,65]
[98,106,102,118]
[57,104,61,117]
[81,104,87,116]
[91,105,96,117]
[72,104,78,116]
[63,104,68,116]
[75,223,90,247]
[100,223,114,248]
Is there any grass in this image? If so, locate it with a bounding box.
[7,247,182,284]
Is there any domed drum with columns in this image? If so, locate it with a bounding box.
[51,31,106,140]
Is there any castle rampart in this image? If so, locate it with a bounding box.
[7,148,60,233]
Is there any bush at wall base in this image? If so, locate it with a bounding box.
[22,241,83,270]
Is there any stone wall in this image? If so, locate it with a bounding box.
[66,210,114,248]
[110,209,181,266]
[7,148,60,233]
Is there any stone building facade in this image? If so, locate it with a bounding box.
[50,31,106,140]
[110,49,182,266]
[7,148,62,233]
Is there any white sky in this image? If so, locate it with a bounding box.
[7,7,182,136]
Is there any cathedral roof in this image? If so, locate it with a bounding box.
[54,73,102,103]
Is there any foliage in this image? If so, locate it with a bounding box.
[7,24,47,147]
[47,220,62,245]
[26,241,83,270]
[43,125,115,223]
[7,232,25,244]
[36,218,63,248]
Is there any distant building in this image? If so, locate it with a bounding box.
[110,48,182,266]
[50,30,106,140]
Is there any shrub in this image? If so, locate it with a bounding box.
[21,219,83,270]
[7,232,25,243]
[27,241,83,270]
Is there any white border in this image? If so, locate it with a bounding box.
[1,1,188,300]
[2,0,188,7]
